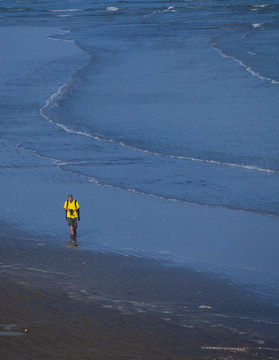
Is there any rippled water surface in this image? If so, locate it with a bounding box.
[0,0,279,299]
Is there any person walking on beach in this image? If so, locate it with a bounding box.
[64,194,80,239]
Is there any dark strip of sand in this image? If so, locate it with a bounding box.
[1,230,279,359]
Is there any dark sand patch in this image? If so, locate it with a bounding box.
[1,233,279,359]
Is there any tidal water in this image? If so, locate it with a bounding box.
[0,1,279,299]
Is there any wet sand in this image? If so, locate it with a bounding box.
[1,230,279,359]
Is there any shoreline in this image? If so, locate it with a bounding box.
[0,25,279,299]
[1,24,279,359]
[1,229,279,359]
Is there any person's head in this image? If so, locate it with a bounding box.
[68,194,73,202]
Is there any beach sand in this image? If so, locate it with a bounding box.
[1,227,279,360]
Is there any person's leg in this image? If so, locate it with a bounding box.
[73,218,78,236]
[67,218,74,237]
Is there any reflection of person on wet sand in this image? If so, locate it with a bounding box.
[64,194,80,240]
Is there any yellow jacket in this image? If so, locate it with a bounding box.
[64,200,80,219]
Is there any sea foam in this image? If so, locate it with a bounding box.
[212,41,279,85]
[106,7,119,12]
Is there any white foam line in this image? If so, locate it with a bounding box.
[60,167,279,218]
[16,143,59,164]
[212,313,279,325]
[252,23,263,28]
[38,35,278,177]
[41,109,278,175]
[24,267,65,275]
[48,9,81,12]
[212,42,279,85]
[258,347,279,352]
[46,36,75,43]
[40,78,278,174]
[16,142,87,169]
[202,346,248,352]
[251,4,269,8]
[202,346,279,352]
[106,7,119,12]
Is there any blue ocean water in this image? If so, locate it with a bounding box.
[1,0,279,214]
[1,1,279,298]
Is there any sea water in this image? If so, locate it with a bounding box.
[0,0,279,299]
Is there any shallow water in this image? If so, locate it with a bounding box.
[0,1,279,300]
[1,1,279,214]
